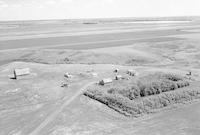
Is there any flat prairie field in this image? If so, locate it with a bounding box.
[0,19,200,50]
[1,18,200,135]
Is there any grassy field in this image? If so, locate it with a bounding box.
[1,18,200,135]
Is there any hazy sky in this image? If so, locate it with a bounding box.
[0,0,200,20]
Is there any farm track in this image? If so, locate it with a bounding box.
[29,81,96,135]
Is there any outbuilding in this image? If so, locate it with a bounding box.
[115,75,123,80]
[91,72,98,77]
[99,78,113,85]
[64,73,73,78]
[13,68,30,79]
[186,71,192,76]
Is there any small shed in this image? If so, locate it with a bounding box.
[14,68,30,79]
[91,72,98,77]
[64,73,73,78]
[99,78,113,85]
[115,75,123,80]
[61,82,69,87]
[186,71,192,76]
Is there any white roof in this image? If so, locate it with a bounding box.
[102,78,113,82]
[14,68,30,76]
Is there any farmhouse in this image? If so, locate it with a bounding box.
[14,68,30,79]
[99,78,113,85]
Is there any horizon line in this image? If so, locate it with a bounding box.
[0,15,200,23]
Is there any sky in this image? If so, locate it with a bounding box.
[0,0,200,20]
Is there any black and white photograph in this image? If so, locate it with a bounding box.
[0,0,200,135]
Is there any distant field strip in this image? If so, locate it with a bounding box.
[0,29,188,50]
[48,37,184,50]
[0,37,184,51]
[0,24,198,41]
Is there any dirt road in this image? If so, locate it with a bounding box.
[29,81,96,135]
